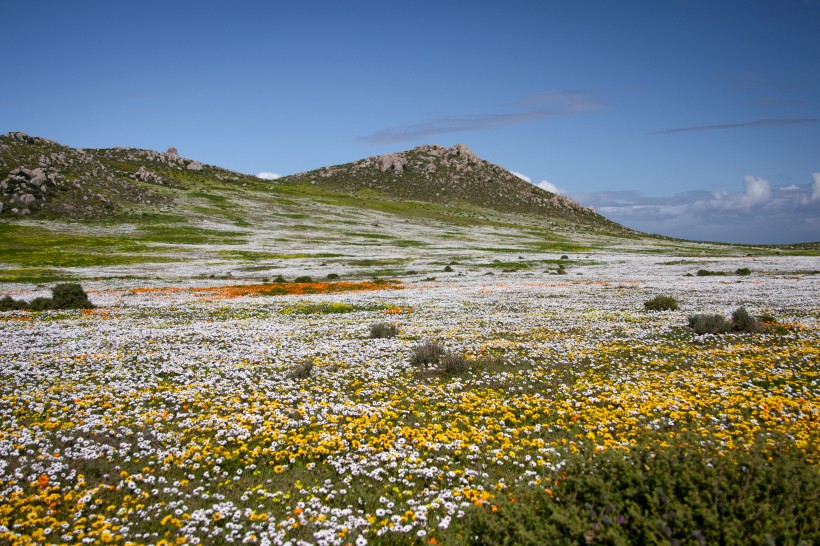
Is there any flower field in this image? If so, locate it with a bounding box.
[1,254,819,545]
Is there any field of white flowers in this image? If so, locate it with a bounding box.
[1,253,818,545]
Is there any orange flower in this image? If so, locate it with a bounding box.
[37,474,49,488]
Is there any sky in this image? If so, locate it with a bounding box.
[2,1,819,244]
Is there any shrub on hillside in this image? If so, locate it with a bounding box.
[644,295,679,311]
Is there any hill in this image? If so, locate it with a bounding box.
[1,131,806,286]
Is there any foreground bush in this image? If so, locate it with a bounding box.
[467,434,820,545]
[644,295,679,311]
[439,350,470,374]
[0,283,93,311]
[732,306,759,332]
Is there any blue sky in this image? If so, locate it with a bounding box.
[3,1,819,244]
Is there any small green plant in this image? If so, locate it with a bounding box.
[644,295,679,311]
[443,265,454,272]
[287,359,314,379]
[688,313,731,335]
[293,275,313,283]
[697,269,727,276]
[0,295,26,311]
[409,340,445,368]
[736,267,752,276]
[272,275,287,283]
[369,322,399,339]
[326,273,340,280]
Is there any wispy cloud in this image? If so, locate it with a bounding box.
[359,91,606,144]
[650,118,819,135]
[573,173,820,244]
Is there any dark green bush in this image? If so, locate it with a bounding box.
[696,269,727,276]
[50,283,94,309]
[444,265,454,272]
[644,295,679,311]
[0,283,93,312]
[732,306,759,332]
[369,322,399,339]
[293,275,313,283]
[0,295,25,311]
[688,313,731,334]
[273,275,287,283]
[467,435,820,545]
[409,340,445,368]
[326,273,340,280]
[736,267,752,276]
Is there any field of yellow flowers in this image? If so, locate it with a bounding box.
[1,254,819,545]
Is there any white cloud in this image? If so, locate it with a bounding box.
[257,171,281,180]
[536,179,560,194]
[572,173,820,244]
[510,171,531,183]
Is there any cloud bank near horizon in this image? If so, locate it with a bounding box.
[573,173,820,244]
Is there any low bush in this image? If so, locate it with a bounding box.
[293,275,313,283]
[444,265,454,272]
[369,322,399,339]
[439,350,470,374]
[0,283,94,312]
[51,283,94,309]
[326,273,340,280]
[409,340,445,368]
[736,267,752,276]
[688,306,760,335]
[644,295,679,311]
[732,306,759,332]
[688,313,731,334]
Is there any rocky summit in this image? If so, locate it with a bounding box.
[282,143,605,225]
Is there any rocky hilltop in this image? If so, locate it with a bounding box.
[281,143,604,224]
[0,132,246,218]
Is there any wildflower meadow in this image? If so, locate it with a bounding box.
[1,253,818,545]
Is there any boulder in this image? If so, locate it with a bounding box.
[22,193,35,205]
[449,144,477,161]
[187,160,203,171]
[165,147,180,160]
[376,154,405,173]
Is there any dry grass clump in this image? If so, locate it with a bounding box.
[369,322,399,339]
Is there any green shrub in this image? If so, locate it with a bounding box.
[369,322,399,339]
[696,269,727,276]
[0,295,25,311]
[28,297,55,311]
[732,306,759,332]
[688,313,730,334]
[644,295,679,311]
[273,275,287,283]
[326,273,340,280]
[467,434,820,545]
[439,350,470,374]
[736,267,752,276]
[444,265,454,272]
[293,275,313,283]
[409,340,445,368]
[50,283,94,309]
